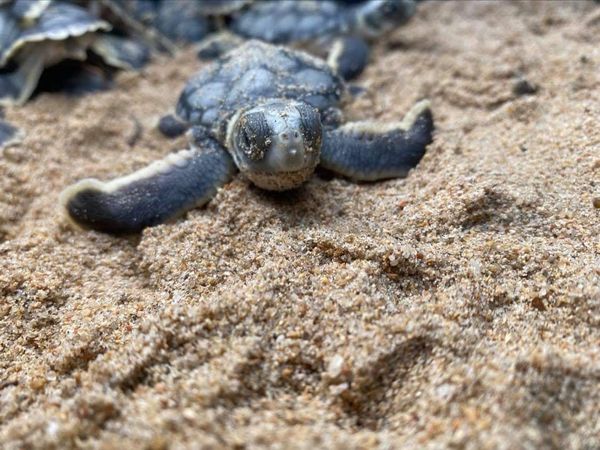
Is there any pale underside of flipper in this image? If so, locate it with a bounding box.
[60,140,237,234]
[319,100,433,181]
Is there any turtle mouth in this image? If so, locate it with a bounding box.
[235,126,320,190]
[283,148,305,171]
[264,129,309,172]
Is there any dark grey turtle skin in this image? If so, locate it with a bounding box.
[61,41,433,235]
[0,0,149,105]
[198,0,416,80]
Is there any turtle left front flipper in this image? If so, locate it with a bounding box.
[60,130,236,234]
[319,100,433,181]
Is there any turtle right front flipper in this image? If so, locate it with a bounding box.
[60,133,236,234]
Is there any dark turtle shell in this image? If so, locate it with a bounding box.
[100,0,241,47]
[230,0,348,44]
[175,40,345,141]
[0,2,110,67]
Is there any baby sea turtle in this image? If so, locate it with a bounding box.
[0,0,149,105]
[98,0,251,52]
[98,0,196,53]
[198,0,417,80]
[60,41,433,234]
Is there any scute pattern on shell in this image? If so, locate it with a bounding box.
[174,40,345,139]
[231,0,348,43]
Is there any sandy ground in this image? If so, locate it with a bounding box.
[1,1,599,449]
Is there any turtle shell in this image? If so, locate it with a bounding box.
[231,0,348,44]
[101,0,213,46]
[0,2,110,67]
[175,40,345,141]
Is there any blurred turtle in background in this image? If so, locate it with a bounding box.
[0,0,418,106]
[197,0,417,80]
[105,0,418,81]
[0,0,255,106]
[0,0,149,105]
[97,0,253,53]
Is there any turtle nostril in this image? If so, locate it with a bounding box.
[293,131,299,139]
[281,132,289,141]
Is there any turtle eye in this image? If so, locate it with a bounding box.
[238,111,272,160]
[241,127,251,148]
[296,103,322,152]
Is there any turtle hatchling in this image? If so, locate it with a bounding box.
[98,0,221,52]
[198,0,417,80]
[60,41,434,234]
[0,0,149,105]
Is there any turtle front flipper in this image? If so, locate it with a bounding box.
[91,35,151,70]
[60,132,236,234]
[319,100,433,181]
[0,49,45,105]
[327,36,370,81]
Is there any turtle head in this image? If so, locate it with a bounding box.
[357,0,416,36]
[229,100,322,191]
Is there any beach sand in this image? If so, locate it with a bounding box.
[1,1,599,448]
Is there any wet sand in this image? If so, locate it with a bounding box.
[1,1,599,448]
